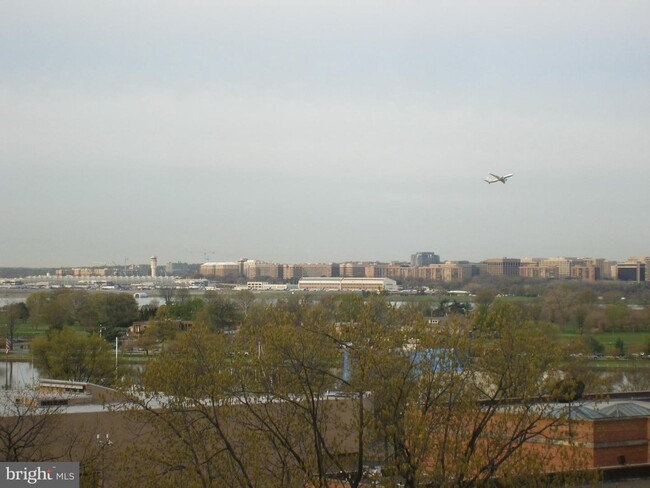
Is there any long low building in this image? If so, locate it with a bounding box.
[297,277,398,292]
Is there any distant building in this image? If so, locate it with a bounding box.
[411,252,440,267]
[416,262,474,282]
[150,256,157,278]
[72,268,109,277]
[339,263,367,277]
[366,263,413,280]
[365,262,473,282]
[570,265,601,281]
[484,258,521,277]
[614,261,646,282]
[166,262,190,276]
[285,263,339,278]
[520,264,560,279]
[242,282,292,291]
[583,258,611,280]
[243,260,283,280]
[539,257,586,278]
[298,277,398,292]
[199,262,241,280]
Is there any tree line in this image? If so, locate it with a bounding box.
[1,290,608,486]
[116,297,595,488]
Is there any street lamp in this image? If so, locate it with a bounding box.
[96,433,113,488]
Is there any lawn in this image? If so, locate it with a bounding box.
[560,330,650,356]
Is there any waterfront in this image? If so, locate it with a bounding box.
[1,292,162,309]
[0,360,38,390]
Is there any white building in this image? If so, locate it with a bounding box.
[245,282,292,291]
[298,277,398,293]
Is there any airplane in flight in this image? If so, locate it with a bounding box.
[484,173,514,184]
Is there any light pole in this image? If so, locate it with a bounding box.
[96,433,113,488]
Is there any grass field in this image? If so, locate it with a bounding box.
[10,322,87,339]
[560,332,650,362]
[583,358,650,369]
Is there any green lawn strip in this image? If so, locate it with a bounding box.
[559,331,650,355]
[583,359,650,369]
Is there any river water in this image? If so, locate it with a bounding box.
[0,361,39,389]
[0,294,161,308]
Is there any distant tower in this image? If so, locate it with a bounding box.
[150,256,157,278]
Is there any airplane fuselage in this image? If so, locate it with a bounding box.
[484,173,513,184]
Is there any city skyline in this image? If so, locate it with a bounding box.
[1,2,649,267]
[3,251,646,272]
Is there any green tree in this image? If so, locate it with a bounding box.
[337,293,364,322]
[156,296,204,321]
[196,292,241,331]
[540,285,574,325]
[357,303,587,488]
[615,337,626,357]
[25,290,79,330]
[119,327,268,487]
[98,293,139,338]
[2,302,28,350]
[581,335,604,356]
[605,303,630,332]
[575,288,598,305]
[572,305,589,335]
[31,328,116,385]
[119,300,593,488]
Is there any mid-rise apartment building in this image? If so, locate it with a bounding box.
[484,258,521,277]
[199,262,240,280]
[243,260,283,280]
[339,262,367,277]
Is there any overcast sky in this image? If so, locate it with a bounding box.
[1,1,648,267]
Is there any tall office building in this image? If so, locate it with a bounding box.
[410,252,440,267]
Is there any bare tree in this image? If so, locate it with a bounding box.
[0,389,65,461]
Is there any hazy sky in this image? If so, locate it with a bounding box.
[1,1,648,267]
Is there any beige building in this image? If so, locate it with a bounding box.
[301,263,339,277]
[484,258,521,277]
[282,264,304,281]
[243,260,282,280]
[539,257,587,278]
[364,262,472,283]
[416,262,473,282]
[70,268,109,277]
[520,264,560,279]
[199,262,241,280]
[365,264,413,280]
[339,263,367,278]
[280,263,340,280]
[570,265,600,281]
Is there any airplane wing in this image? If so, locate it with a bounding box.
[489,173,500,179]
